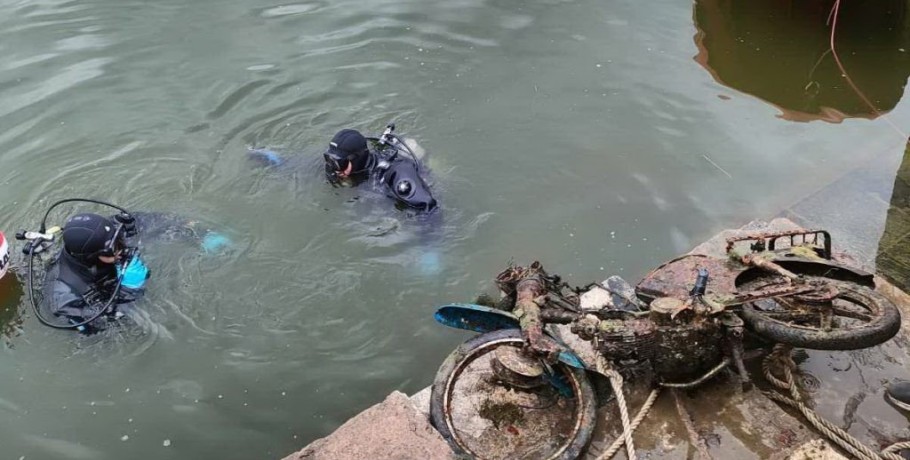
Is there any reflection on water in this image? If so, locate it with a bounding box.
[0,274,24,345]
[694,0,910,122]
[877,140,910,290]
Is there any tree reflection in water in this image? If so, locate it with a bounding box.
[694,0,910,122]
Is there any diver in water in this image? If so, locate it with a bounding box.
[40,211,148,333]
[249,124,437,212]
[248,125,443,272]
[19,199,232,334]
[322,125,437,212]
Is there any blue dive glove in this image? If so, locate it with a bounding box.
[201,231,231,254]
[118,256,150,289]
[248,148,284,166]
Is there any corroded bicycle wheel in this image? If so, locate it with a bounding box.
[738,275,900,350]
[430,329,596,460]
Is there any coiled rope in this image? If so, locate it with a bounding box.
[763,344,909,460]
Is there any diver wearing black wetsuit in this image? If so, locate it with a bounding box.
[42,213,148,331]
[21,197,232,333]
[323,127,437,212]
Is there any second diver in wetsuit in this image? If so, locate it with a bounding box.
[248,124,438,212]
[322,125,438,212]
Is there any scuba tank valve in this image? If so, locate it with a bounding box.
[378,123,396,146]
[16,226,61,255]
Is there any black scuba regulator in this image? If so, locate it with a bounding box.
[372,123,421,173]
[18,198,141,330]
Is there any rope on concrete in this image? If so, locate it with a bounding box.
[592,355,667,460]
[883,441,910,456]
[594,386,661,460]
[763,344,907,460]
[597,356,636,460]
[672,389,713,460]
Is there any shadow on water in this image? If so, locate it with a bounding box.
[694,0,910,122]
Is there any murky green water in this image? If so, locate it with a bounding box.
[1,0,909,458]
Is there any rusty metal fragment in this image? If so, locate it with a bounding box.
[725,229,832,259]
[637,255,739,302]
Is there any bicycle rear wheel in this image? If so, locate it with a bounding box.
[430,329,597,460]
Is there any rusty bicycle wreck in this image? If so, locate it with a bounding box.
[429,229,902,460]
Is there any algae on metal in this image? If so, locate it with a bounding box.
[478,399,524,429]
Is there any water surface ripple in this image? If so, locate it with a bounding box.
[1,0,910,458]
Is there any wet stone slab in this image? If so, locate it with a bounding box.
[281,391,454,460]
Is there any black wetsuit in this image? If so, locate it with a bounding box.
[41,212,213,328]
[331,142,437,212]
[253,128,437,211]
[42,249,128,325]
